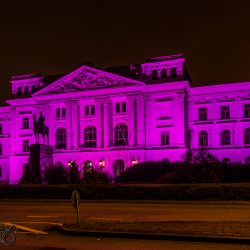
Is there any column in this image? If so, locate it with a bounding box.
[145,96,154,147]
[103,101,110,148]
[10,107,17,155]
[136,95,145,147]
[65,102,72,150]
[128,96,135,147]
[95,99,103,148]
[71,102,79,150]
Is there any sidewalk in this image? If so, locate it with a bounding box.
[56,220,250,244]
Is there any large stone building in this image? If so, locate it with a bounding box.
[0,54,250,184]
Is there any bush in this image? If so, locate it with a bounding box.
[44,164,68,184]
[19,164,41,184]
[82,169,112,184]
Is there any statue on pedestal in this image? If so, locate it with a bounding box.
[33,111,49,144]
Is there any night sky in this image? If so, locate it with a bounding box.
[1,0,250,101]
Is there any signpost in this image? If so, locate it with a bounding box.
[71,190,80,226]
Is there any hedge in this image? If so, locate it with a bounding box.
[0,183,250,200]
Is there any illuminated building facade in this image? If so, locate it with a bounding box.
[0,54,250,183]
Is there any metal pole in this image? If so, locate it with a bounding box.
[76,204,80,226]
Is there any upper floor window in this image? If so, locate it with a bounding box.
[161,68,167,79]
[170,68,177,77]
[22,140,29,152]
[56,108,60,118]
[24,86,29,95]
[221,130,231,145]
[198,108,207,121]
[199,131,208,147]
[85,105,95,116]
[152,69,158,80]
[221,106,230,119]
[17,87,22,96]
[84,126,97,148]
[244,128,250,144]
[62,108,66,117]
[22,118,29,129]
[115,102,126,113]
[244,104,250,118]
[56,128,66,149]
[56,108,66,118]
[115,123,128,146]
[161,132,169,145]
[0,124,2,135]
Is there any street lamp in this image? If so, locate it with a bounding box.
[132,159,138,166]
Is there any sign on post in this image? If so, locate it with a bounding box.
[71,190,80,225]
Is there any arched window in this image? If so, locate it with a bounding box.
[115,123,128,146]
[56,128,66,149]
[0,166,2,178]
[244,128,250,144]
[0,144,2,156]
[161,68,167,79]
[199,131,208,147]
[245,157,250,165]
[24,86,29,95]
[83,160,93,173]
[170,68,177,77]
[84,126,96,148]
[222,158,231,164]
[152,69,158,80]
[221,130,231,145]
[17,87,22,95]
[114,159,125,177]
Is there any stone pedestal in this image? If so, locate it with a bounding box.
[29,144,53,180]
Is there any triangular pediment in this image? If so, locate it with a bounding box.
[33,66,144,96]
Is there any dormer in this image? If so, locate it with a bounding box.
[11,73,44,97]
[141,54,187,83]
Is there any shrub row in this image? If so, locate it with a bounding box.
[1,183,250,200]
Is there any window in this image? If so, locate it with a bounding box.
[22,118,29,129]
[17,87,22,95]
[244,128,250,144]
[23,140,29,152]
[0,144,2,156]
[24,86,29,95]
[161,132,169,145]
[84,126,97,148]
[122,102,126,112]
[244,104,250,118]
[161,68,167,79]
[56,108,60,118]
[221,130,231,145]
[221,106,230,119]
[56,128,66,149]
[85,106,89,115]
[114,159,125,177]
[198,108,207,121]
[152,69,158,80]
[199,131,208,147]
[170,68,177,77]
[115,123,128,146]
[91,105,95,115]
[83,160,93,173]
[62,108,66,117]
[115,103,120,113]
[0,124,2,135]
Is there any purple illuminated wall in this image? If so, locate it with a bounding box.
[0,54,249,184]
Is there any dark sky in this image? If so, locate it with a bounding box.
[1,0,250,100]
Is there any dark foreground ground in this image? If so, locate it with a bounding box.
[1,200,250,249]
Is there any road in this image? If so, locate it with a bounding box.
[1,201,250,249]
